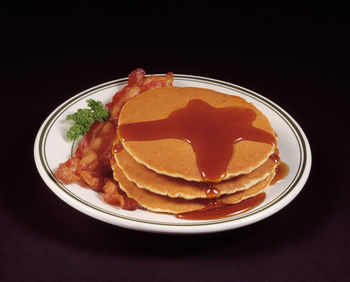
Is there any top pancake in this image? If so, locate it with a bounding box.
[118,86,276,182]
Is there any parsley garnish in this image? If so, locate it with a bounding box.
[66,99,109,141]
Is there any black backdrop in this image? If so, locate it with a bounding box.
[1,9,349,281]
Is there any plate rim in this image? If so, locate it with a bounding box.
[34,74,312,234]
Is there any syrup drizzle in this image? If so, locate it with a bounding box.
[269,150,289,185]
[205,183,221,198]
[271,162,289,185]
[113,142,124,154]
[176,192,266,220]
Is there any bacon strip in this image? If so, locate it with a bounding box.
[55,68,173,209]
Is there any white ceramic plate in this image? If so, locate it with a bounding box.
[34,74,311,234]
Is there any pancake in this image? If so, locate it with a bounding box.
[113,141,278,199]
[111,160,274,214]
[118,86,276,182]
[222,173,274,205]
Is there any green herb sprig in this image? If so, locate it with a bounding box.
[66,99,109,141]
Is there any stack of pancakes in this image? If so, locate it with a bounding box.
[111,87,278,215]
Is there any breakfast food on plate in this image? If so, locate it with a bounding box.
[55,68,174,210]
[55,68,285,220]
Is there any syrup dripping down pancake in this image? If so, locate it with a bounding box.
[111,159,274,214]
[113,140,278,199]
[118,87,276,182]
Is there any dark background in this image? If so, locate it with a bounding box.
[1,8,349,281]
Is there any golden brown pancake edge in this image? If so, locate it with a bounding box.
[113,142,278,199]
[111,160,274,214]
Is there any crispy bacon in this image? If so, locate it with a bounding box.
[102,177,139,210]
[55,68,173,210]
[106,69,173,122]
[55,157,81,184]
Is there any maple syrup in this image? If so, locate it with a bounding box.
[176,192,266,220]
[112,141,124,154]
[271,162,289,185]
[205,184,221,198]
[269,150,289,185]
